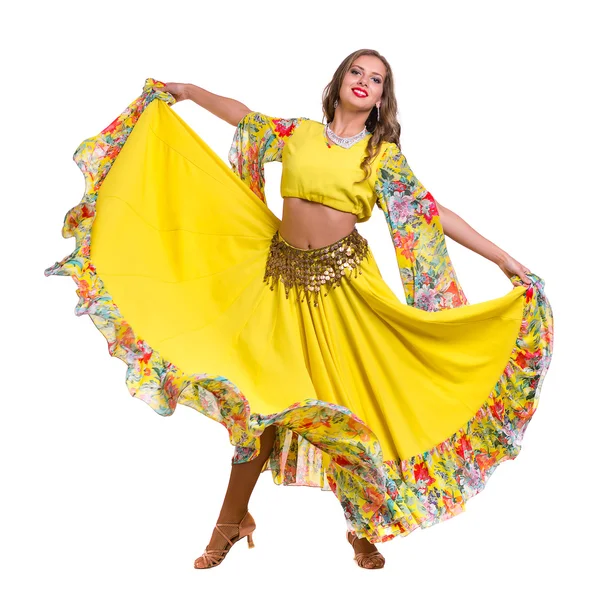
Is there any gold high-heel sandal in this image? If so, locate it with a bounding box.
[346,531,386,569]
[194,510,256,569]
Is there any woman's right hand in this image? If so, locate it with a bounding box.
[151,82,189,103]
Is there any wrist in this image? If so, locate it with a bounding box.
[182,83,194,101]
[492,248,509,266]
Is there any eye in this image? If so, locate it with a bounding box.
[351,68,382,84]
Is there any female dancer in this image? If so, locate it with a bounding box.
[45,49,553,571]
[156,50,539,569]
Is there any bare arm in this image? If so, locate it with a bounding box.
[437,202,532,284]
[184,84,251,126]
[436,202,506,263]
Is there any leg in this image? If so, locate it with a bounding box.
[195,425,277,565]
[218,424,277,522]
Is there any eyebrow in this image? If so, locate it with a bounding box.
[351,64,384,79]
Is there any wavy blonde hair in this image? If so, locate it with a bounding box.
[321,49,402,184]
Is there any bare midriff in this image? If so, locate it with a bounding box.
[278,197,358,250]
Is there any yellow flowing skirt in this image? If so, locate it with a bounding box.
[44,81,554,543]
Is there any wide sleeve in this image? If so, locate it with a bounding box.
[374,143,469,311]
[228,111,305,204]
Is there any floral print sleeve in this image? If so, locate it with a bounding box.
[228,111,306,204]
[374,143,469,311]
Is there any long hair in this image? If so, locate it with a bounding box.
[321,49,401,184]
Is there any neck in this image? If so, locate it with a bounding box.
[328,110,368,137]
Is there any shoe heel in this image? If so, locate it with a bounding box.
[247,533,255,549]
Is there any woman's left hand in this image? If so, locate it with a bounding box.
[497,254,532,285]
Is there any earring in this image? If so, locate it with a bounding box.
[334,99,338,109]
[377,104,380,121]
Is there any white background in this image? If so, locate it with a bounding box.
[2,0,597,597]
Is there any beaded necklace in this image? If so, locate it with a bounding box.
[325,122,368,149]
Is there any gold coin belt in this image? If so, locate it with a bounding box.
[263,228,371,307]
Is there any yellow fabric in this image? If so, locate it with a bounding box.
[274,115,391,222]
[91,99,528,460]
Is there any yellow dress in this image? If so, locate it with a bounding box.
[44,79,554,543]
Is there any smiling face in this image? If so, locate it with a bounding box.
[339,54,386,112]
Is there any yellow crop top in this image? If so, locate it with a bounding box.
[228,111,393,223]
[228,110,471,309]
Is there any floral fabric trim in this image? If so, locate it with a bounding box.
[375,143,470,310]
[228,111,308,204]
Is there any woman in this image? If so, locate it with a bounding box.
[44,49,553,570]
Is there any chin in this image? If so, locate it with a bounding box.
[344,94,369,108]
